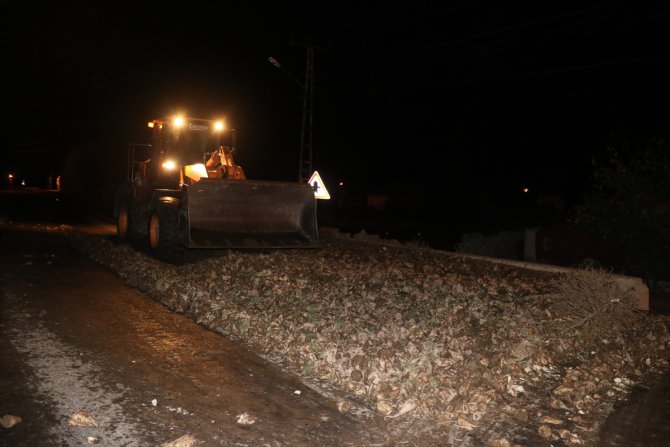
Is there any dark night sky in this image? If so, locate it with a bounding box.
[3,1,670,229]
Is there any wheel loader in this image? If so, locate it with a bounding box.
[114,116,319,258]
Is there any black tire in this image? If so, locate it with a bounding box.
[117,201,145,245]
[116,202,130,243]
[148,205,181,261]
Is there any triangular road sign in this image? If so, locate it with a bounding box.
[308,171,330,200]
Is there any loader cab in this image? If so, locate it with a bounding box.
[148,117,231,188]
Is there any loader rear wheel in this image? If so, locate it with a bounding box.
[148,206,181,261]
[116,204,130,243]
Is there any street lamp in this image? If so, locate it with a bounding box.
[267,57,304,89]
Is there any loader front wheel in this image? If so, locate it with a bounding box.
[148,206,180,261]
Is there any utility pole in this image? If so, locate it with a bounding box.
[298,46,315,184]
[269,40,326,183]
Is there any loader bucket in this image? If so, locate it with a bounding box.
[185,178,319,248]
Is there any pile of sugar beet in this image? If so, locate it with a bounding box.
[67,228,670,446]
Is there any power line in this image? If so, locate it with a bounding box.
[431,52,670,86]
[315,3,670,94]
[324,1,670,68]
[325,2,625,54]
[419,0,670,63]
[325,1,471,37]
[406,1,636,54]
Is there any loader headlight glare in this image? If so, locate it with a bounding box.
[214,121,225,131]
[162,160,177,170]
[173,116,185,128]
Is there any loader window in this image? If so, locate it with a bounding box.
[168,129,222,166]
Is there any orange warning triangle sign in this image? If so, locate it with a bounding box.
[308,171,330,200]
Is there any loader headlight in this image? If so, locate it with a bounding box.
[162,160,177,170]
[173,116,185,128]
[214,121,225,131]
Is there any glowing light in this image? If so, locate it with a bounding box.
[522,187,529,193]
[184,164,208,181]
[162,160,177,170]
[147,121,154,128]
[173,116,185,127]
[339,181,344,186]
[214,121,225,131]
[8,174,13,179]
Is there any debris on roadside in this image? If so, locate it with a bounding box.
[337,400,352,413]
[167,406,190,416]
[236,412,256,426]
[0,414,22,429]
[160,434,197,447]
[68,410,99,427]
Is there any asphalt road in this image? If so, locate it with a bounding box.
[596,369,670,447]
[0,190,386,446]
